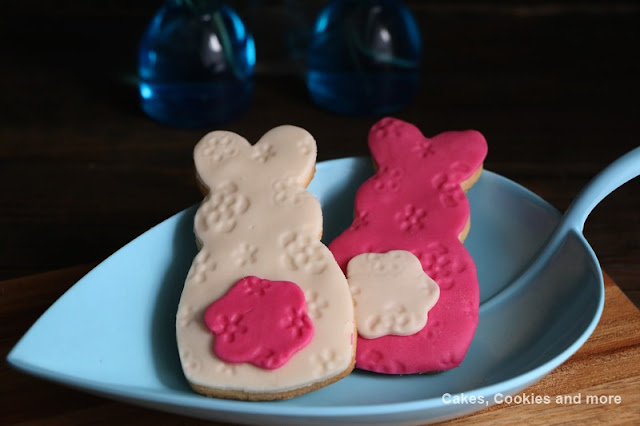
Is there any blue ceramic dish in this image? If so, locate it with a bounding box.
[7,156,613,425]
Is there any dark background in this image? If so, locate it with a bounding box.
[1,0,638,307]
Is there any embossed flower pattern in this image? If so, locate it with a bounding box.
[197,182,249,233]
[213,314,248,343]
[186,248,216,284]
[395,204,426,233]
[304,290,329,319]
[281,231,327,274]
[365,304,414,335]
[251,142,276,163]
[372,166,402,192]
[411,138,435,158]
[312,349,341,376]
[296,137,314,156]
[214,361,237,376]
[244,276,270,296]
[201,134,239,162]
[180,350,202,373]
[177,304,196,328]
[282,306,313,338]
[357,349,408,374]
[272,177,306,206]
[232,243,258,267]
[371,116,405,139]
[359,252,402,274]
[204,276,314,370]
[257,350,289,370]
[431,165,469,208]
[351,211,369,231]
[419,243,467,290]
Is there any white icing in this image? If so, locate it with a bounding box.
[177,126,355,394]
[346,250,440,339]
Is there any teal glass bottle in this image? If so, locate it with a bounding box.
[138,0,255,128]
[307,0,421,116]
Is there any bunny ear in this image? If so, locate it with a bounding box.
[252,125,317,184]
[368,117,425,168]
[193,131,251,189]
[368,118,488,182]
[430,130,488,180]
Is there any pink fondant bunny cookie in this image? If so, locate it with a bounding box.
[177,126,356,400]
[330,117,487,374]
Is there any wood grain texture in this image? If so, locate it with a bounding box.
[1,267,638,424]
[445,273,640,424]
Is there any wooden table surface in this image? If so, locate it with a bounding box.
[2,1,639,424]
[2,267,639,424]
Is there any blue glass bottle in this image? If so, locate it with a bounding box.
[138,0,255,128]
[306,0,421,116]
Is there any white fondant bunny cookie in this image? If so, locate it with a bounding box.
[176,126,356,400]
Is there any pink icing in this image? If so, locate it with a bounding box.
[204,276,314,370]
[329,117,488,374]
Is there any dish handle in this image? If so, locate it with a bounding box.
[561,146,640,234]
